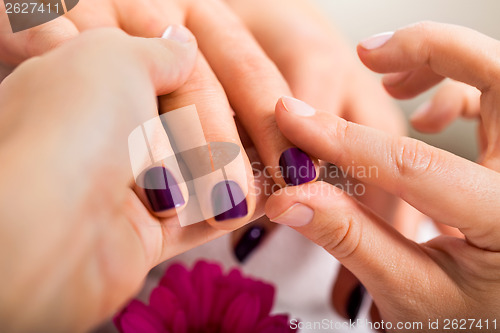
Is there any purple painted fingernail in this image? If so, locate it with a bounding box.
[212,181,248,221]
[279,148,317,186]
[143,166,185,212]
[234,225,267,263]
[347,284,366,321]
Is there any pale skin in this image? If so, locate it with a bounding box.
[267,22,500,332]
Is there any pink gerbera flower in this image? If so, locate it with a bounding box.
[114,260,297,333]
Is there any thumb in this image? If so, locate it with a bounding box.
[265,182,440,314]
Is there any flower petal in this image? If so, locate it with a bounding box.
[221,292,260,333]
[210,269,243,329]
[160,263,199,328]
[249,280,275,320]
[190,261,223,329]
[119,312,167,333]
[149,286,181,326]
[171,310,188,333]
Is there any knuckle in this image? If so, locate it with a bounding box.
[404,21,438,65]
[409,21,438,36]
[316,212,362,260]
[327,117,349,144]
[392,137,438,179]
[325,117,351,162]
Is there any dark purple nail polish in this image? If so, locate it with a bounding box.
[279,147,316,186]
[347,284,366,321]
[143,166,185,212]
[212,181,248,221]
[234,225,266,263]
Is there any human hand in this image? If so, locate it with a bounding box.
[0,0,319,205]
[0,26,231,332]
[226,0,423,316]
[265,22,500,331]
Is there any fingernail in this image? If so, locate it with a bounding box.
[212,181,248,221]
[410,101,432,121]
[143,166,185,212]
[280,96,316,116]
[161,24,192,43]
[360,32,394,50]
[279,148,317,186]
[270,203,314,227]
[234,225,267,263]
[382,72,410,86]
[346,284,366,321]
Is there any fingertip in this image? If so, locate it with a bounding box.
[160,24,196,45]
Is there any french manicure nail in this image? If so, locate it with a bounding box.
[411,101,432,121]
[161,24,192,43]
[279,147,317,186]
[270,203,314,227]
[360,32,394,50]
[144,166,185,212]
[346,284,366,321]
[212,181,248,221]
[234,225,267,263]
[281,96,316,116]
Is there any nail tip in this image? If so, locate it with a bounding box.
[212,180,248,221]
[280,96,316,116]
[360,31,394,50]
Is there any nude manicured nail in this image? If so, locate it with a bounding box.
[360,32,394,50]
[270,203,314,227]
[281,96,316,117]
[382,72,410,86]
[161,25,192,43]
[411,101,432,121]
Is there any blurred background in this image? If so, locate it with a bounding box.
[313,0,500,161]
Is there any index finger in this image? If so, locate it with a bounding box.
[275,96,500,251]
[357,21,500,92]
[0,1,78,64]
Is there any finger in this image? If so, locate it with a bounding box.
[23,26,198,194]
[434,222,464,238]
[128,115,189,218]
[159,54,256,231]
[357,21,500,92]
[0,5,78,64]
[64,0,119,30]
[275,96,500,250]
[185,0,318,187]
[331,267,366,321]
[225,0,349,114]
[110,0,185,37]
[381,67,444,100]
[122,25,198,96]
[265,182,442,314]
[410,80,481,133]
[123,190,227,268]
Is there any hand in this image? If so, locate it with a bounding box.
[0,0,318,212]
[265,22,500,330]
[225,0,423,317]
[0,27,219,332]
